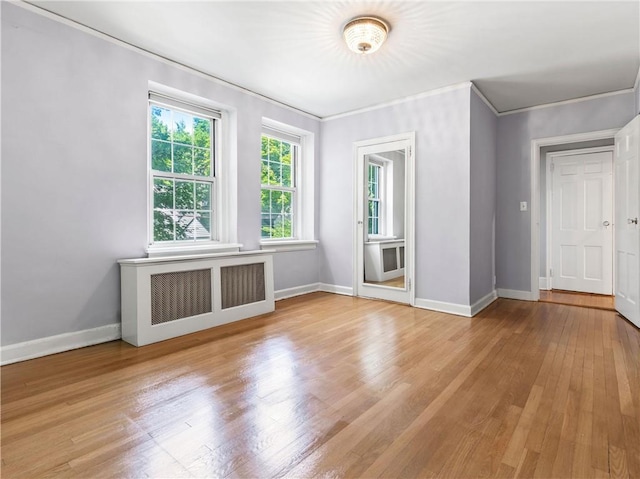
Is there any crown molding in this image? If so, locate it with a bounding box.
[470,83,499,116]
[322,82,473,122]
[498,88,634,117]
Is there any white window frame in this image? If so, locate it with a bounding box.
[146,85,240,257]
[260,118,317,252]
[366,155,394,240]
[260,131,299,240]
[367,162,382,235]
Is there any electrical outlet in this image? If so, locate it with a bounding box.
[520,201,528,212]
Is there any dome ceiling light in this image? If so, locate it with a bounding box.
[343,16,390,54]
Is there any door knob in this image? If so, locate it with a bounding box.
[629,218,639,225]
[603,221,610,227]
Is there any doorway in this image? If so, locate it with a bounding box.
[530,129,619,301]
[545,147,614,295]
[353,133,415,305]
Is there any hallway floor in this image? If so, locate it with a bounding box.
[539,290,615,311]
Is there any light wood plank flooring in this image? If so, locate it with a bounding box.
[2,293,639,478]
[540,290,615,311]
[366,275,405,288]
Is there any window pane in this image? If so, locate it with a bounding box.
[176,211,209,240]
[173,144,193,174]
[271,214,283,237]
[269,160,282,186]
[274,214,292,238]
[261,188,271,214]
[175,181,194,210]
[195,182,211,209]
[154,209,175,242]
[197,211,211,239]
[262,161,278,186]
[282,164,292,188]
[173,110,194,146]
[151,140,171,172]
[194,147,211,177]
[261,213,273,238]
[267,138,281,163]
[151,106,171,141]
[153,178,173,209]
[281,142,291,165]
[277,190,292,214]
[175,211,194,240]
[261,136,269,161]
[193,117,210,148]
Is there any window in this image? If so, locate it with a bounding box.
[260,131,299,239]
[366,155,395,239]
[258,119,316,251]
[368,163,381,235]
[149,93,219,245]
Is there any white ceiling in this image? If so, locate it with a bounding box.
[28,1,640,118]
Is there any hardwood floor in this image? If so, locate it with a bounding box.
[366,275,405,288]
[540,290,615,311]
[2,293,639,478]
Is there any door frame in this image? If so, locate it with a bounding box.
[530,129,619,301]
[544,146,615,292]
[352,132,415,305]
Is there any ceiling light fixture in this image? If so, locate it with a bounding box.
[343,16,389,54]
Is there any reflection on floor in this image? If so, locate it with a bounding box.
[366,276,405,288]
[539,289,614,311]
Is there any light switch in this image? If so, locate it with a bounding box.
[520,201,528,211]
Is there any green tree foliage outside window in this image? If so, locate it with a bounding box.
[261,135,295,238]
[150,104,214,242]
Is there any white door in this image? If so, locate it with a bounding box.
[615,116,640,327]
[551,151,613,294]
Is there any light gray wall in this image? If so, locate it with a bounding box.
[635,83,640,115]
[538,138,614,277]
[320,87,472,305]
[469,90,497,304]
[1,3,321,345]
[496,91,636,292]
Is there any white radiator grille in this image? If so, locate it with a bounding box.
[221,263,265,309]
[150,269,212,325]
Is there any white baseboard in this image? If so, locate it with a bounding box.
[414,290,497,318]
[319,283,353,296]
[414,298,472,317]
[539,277,549,290]
[275,283,320,300]
[497,288,536,301]
[1,323,121,366]
[470,290,498,316]
[275,283,353,300]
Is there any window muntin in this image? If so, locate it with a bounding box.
[261,134,298,239]
[149,100,216,243]
[368,163,381,235]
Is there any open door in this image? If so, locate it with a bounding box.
[614,115,640,327]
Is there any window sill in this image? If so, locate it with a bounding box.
[259,239,318,253]
[146,242,243,258]
[368,235,397,241]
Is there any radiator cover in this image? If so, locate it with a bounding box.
[119,251,274,346]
